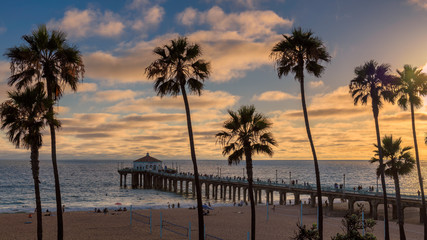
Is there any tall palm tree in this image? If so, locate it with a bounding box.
[216,105,276,240]
[145,36,210,240]
[349,60,396,240]
[270,27,331,239]
[370,135,415,240]
[0,83,59,240]
[4,24,84,240]
[395,65,427,238]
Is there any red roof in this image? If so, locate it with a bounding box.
[134,153,161,162]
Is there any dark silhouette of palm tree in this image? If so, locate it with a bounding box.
[395,64,427,238]
[216,105,276,240]
[371,135,415,240]
[0,83,59,240]
[145,36,210,240]
[349,60,396,240]
[4,24,84,240]
[270,27,331,239]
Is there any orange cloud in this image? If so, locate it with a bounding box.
[91,90,142,102]
[252,91,299,101]
[83,6,292,83]
[407,0,427,10]
[309,80,324,88]
[48,8,125,38]
[106,90,239,113]
[178,6,293,39]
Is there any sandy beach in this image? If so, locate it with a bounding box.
[0,203,423,240]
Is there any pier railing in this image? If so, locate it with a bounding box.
[118,168,421,201]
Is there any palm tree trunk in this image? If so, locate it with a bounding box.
[373,109,390,240]
[299,79,323,239]
[47,87,63,240]
[244,144,256,240]
[31,144,43,240]
[180,83,204,240]
[410,103,427,239]
[393,173,406,240]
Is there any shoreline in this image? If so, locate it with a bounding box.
[0,204,423,240]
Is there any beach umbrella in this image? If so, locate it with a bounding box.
[202,204,213,210]
[115,202,122,206]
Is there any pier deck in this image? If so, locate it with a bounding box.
[118,168,425,223]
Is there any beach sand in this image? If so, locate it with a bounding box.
[0,204,423,240]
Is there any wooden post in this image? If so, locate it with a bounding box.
[238,187,241,200]
[294,193,300,205]
[192,181,195,198]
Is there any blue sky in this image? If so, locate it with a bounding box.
[0,0,427,161]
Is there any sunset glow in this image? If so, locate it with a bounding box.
[0,0,426,161]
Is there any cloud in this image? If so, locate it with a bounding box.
[309,80,324,88]
[84,6,292,83]
[83,50,149,83]
[78,83,98,92]
[0,61,9,82]
[252,91,298,101]
[177,7,198,26]
[48,8,125,38]
[91,90,142,102]
[131,5,165,31]
[180,6,293,39]
[64,82,97,95]
[107,90,239,113]
[57,106,70,114]
[407,0,427,10]
[0,26,6,34]
[0,62,12,102]
[274,86,370,120]
[208,0,283,9]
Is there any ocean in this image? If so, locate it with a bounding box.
[0,159,425,214]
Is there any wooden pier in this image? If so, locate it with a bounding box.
[118,168,425,223]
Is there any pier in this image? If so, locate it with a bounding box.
[118,168,425,223]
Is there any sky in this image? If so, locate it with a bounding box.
[0,0,427,161]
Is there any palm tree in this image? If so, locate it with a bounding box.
[370,135,415,240]
[216,105,276,240]
[349,60,396,240]
[270,27,331,239]
[395,64,427,238]
[145,36,210,240]
[4,24,84,240]
[0,83,59,240]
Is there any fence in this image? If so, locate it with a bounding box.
[129,206,224,240]
[130,206,152,233]
[161,219,189,237]
[205,233,224,240]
